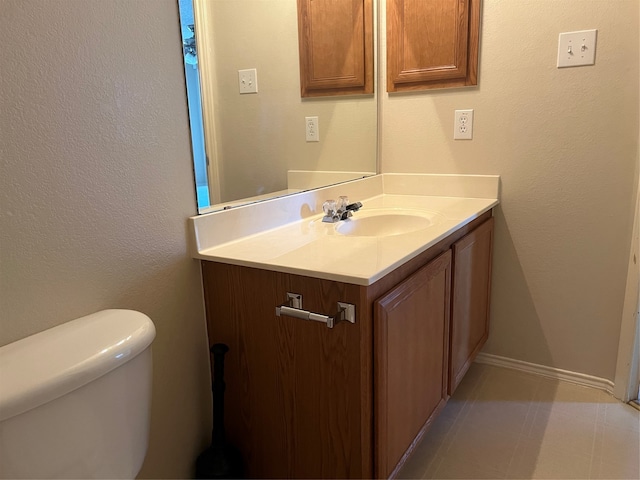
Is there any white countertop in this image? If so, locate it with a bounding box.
[190,174,500,286]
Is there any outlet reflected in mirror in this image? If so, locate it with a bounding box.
[178,0,378,214]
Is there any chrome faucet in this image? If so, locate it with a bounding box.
[322,196,363,223]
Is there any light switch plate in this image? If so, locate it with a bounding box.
[557,30,597,68]
[238,68,258,94]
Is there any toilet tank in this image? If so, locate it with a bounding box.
[0,310,156,479]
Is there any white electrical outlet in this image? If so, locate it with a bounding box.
[557,30,597,68]
[305,116,319,142]
[238,68,258,94]
[454,109,473,140]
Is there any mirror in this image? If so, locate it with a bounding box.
[178,0,378,213]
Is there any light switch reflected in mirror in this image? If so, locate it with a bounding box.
[177,0,378,214]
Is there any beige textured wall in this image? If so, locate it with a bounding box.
[381,0,640,380]
[0,1,211,478]
[202,0,377,203]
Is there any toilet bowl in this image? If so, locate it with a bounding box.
[0,309,156,479]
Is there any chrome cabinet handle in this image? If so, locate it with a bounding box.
[275,293,355,329]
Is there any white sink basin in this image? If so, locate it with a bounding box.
[335,210,441,237]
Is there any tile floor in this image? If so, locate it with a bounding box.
[397,363,640,479]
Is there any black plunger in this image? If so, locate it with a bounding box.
[195,343,243,479]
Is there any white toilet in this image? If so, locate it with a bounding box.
[0,309,156,479]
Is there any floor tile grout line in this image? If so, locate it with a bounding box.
[588,399,606,479]
[502,375,544,479]
[415,374,480,478]
[425,366,491,478]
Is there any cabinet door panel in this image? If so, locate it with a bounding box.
[202,262,371,479]
[449,216,494,394]
[387,0,481,92]
[374,250,451,478]
[297,0,374,96]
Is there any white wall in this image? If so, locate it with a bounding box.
[380,0,640,381]
[613,3,640,399]
[0,1,212,478]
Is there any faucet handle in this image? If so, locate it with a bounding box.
[322,200,337,217]
[337,196,349,212]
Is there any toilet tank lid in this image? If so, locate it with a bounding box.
[0,309,156,422]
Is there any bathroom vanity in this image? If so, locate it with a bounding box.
[191,174,498,479]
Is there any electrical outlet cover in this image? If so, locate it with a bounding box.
[454,109,473,140]
[305,116,319,142]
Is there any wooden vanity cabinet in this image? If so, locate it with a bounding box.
[200,211,493,479]
[201,262,373,479]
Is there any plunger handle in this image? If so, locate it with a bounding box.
[211,343,229,448]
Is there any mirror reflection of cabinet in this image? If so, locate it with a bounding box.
[297,0,374,97]
[386,0,481,92]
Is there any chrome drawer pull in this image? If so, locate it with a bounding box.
[275,293,355,329]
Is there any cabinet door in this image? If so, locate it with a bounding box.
[297,0,374,97]
[374,250,451,478]
[386,0,481,92]
[449,216,494,394]
[202,262,372,479]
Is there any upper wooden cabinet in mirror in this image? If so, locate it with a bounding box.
[297,0,374,97]
[387,0,480,92]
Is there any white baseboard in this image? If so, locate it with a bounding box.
[475,353,615,394]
